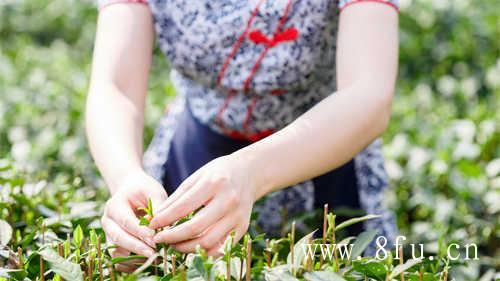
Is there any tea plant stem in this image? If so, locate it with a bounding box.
[57,243,65,281]
[163,247,168,276]
[97,237,103,281]
[226,256,230,281]
[265,239,271,268]
[172,254,177,277]
[107,263,115,281]
[154,257,158,276]
[246,238,252,281]
[41,223,45,244]
[39,254,45,281]
[399,245,405,281]
[57,243,63,257]
[290,222,295,276]
[320,204,328,268]
[88,256,94,281]
[305,235,313,272]
[330,215,339,272]
[180,265,186,281]
[65,234,70,258]
[17,247,23,270]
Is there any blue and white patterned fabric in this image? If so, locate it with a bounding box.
[98,0,399,248]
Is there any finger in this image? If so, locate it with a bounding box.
[153,194,232,244]
[169,214,236,253]
[206,224,247,257]
[154,168,204,215]
[103,216,156,257]
[106,198,156,247]
[149,186,168,211]
[149,176,218,229]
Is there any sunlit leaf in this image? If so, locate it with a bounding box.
[40,248,83,281]
[0,220,13,246]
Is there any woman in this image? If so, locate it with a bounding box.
[86,0,399,270]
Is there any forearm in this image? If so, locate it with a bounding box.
[237,2,398,200]
[236,84,393,200]
[85,84,145,193]
[86,4,153,194]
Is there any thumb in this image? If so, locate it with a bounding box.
[149,183,169,214]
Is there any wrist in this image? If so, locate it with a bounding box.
[231,146,274,201]
[108,167,147,194]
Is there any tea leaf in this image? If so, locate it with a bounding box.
[39,248,83,281]
[350,230,377,259]
[335,214,381,232]
[264,265,299,281]
[72,225,83,248]
[352,259,387,279]
[390,258,423,278]
[287,230,316,274]
[111,255,146,264]
[0,220,13,246]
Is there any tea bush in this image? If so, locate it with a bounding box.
[0,0,498,280]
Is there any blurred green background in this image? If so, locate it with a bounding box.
[0,0,498,279]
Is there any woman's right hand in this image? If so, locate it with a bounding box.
[101,170,168,271]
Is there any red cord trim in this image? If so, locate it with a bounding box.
[216,0,267,87]
[216,89,236,130]
[243,0,296,91]
[271,89,287,95]
[216,0,296,141]
[340,0,399,13]
[243,96,258,131]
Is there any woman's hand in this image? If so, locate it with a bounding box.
[149,155,257,256]
[101,170,168,270]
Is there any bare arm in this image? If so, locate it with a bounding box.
[86,4,167,266]
[244,2,399,197]
[86,4,153,193]
[150,2,399,255]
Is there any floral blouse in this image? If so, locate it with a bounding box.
[98,0,399,253]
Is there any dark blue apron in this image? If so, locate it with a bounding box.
[161,106,363,236]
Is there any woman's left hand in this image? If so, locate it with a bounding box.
[148,154,257,256]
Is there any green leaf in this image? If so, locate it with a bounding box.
[352,259,387,280]
[111,255,146,264]
[303,271,347,281]
[147,198,153,216]
[0,268,27,280]
[89,229,98,246]
[0,220,13,246]
[335,214,381,232]
[72,225,83,248]
[390,258,423,278]
[350,230,377,259]
[264,265,299,281]
[139,217,150,226]
[39,248,83,281]
[287,230,316,274]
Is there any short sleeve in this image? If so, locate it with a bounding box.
[98,0,147,10]
[338,0,399,13]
